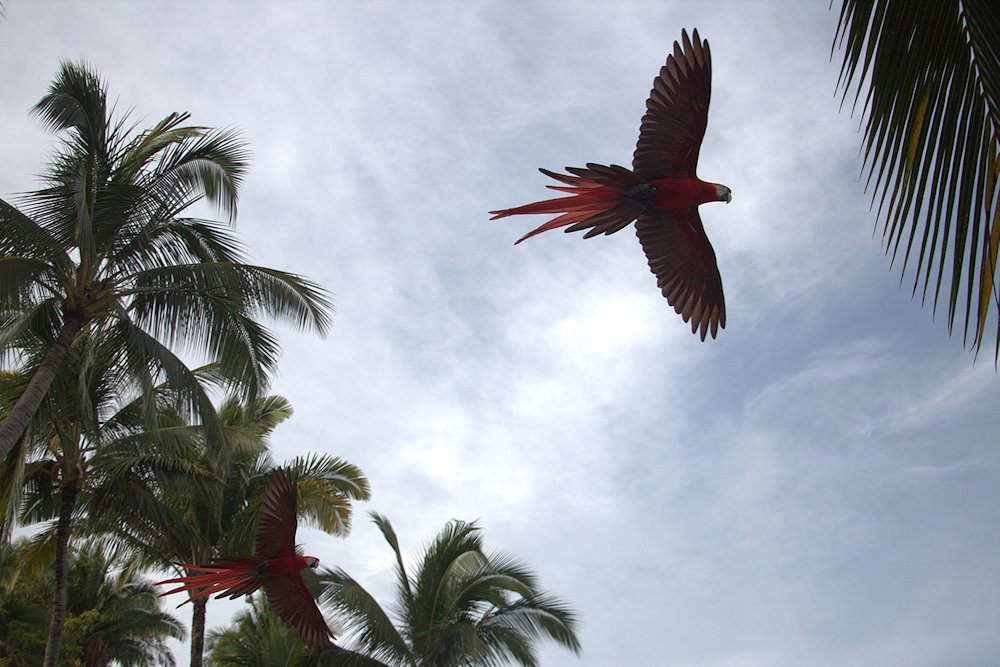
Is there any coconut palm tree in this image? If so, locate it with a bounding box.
[0,538,49,664]
[61,542,186,666]
[833,0,1000,356]
[204,593,316,667]
[0,60,332,464]
[318,514,581,667]
[88,395,371,667]
[205,590,385,667]
[0,539,184,666]
[0,329,210,667]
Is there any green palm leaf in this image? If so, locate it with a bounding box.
[834,0,1000,357]
[318,567,414,665]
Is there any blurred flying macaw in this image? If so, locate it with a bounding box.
[490,29,731,340]
[157,468,333,649]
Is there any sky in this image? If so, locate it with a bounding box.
[2,1,999,666]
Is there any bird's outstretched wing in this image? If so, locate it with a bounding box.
[635,208,725,340]
[263,574,334,649]
[633,28,712,180]
[256,468,299,561]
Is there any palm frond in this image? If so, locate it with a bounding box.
[128,261,332,395]
[117,111,201,179]
[834,0,1000,357]
[291,454,371,501]
[480,593,582,656]
[152,127,250,222]
[0,198,68,262]
[0,257,60,311]
[104,317,224,443]
[0,298,63,365]
[31,60,108,145]
[370,512,413,605]
[0,426,28,538]
[317,567,414,665]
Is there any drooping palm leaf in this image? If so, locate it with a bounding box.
[834,0,1000,357]
[318,567,414,665]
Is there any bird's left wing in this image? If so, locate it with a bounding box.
[263,574,334,649]
[256,468,299,561]
[632,29,712,180]
[635,208,725,340]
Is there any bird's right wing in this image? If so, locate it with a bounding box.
[632,29,712,180]
[256,468,299,560]
[264,574,334,649]
[635,208,725,340]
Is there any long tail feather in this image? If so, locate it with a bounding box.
[156,558,263,605]
[492,165,645,244]
[514,208,611,244]
[489,194,606,220]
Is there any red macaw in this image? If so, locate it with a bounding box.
[157,468,333,650]
[490,29,731,340]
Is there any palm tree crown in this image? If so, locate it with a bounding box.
[319,514,581,667]
[0,60,332,463]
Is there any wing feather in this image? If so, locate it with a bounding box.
[256,468,299,560]
[633,29,712,180]
[635,209,725,340]
[264,574,334,649]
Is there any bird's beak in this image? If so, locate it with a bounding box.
[724,192,732,204]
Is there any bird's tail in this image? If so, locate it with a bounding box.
[490,163,646,244]
[156,557,264,604]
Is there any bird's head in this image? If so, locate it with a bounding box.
[305,556,320,569]
[715,184,732,204]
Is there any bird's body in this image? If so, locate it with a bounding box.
[491,29,731,340]
[263,554,317,578]
[157,469,332,649]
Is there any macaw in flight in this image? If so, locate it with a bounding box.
[491,29,731,340]
[157,468,333,650]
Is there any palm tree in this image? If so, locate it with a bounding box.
[205,590,385,667]
[0,538,50,665]
[61,542,186,666]
[204,593,316,667]
[833,0,1000,356]
[318,514,581,667]
[0,329,210,667]
[89,394,371,667]
[0,539,184,666]
[0,60,332,464]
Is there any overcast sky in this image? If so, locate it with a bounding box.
[3,2,999,665]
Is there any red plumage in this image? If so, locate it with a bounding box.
[490,29,731,340]
[156,469,333,650]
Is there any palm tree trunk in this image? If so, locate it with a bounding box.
[42,482,79,667]
[190,596,208,667]
[0,316,83,464]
